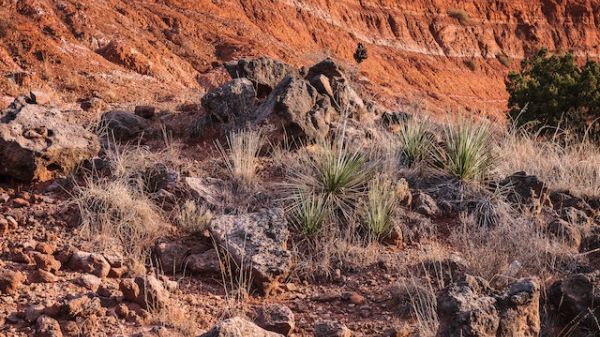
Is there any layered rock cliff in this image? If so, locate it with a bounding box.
[1,0,599,117]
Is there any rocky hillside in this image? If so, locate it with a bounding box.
[2,0,600,116]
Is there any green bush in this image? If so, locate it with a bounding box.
[506,48,600,140]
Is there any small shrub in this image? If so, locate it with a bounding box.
[353,42,368,64]
[362,175,397,241]
[175,200,212,234]
[506,48,600,141]
[217,129,263,186]
[464,59,477,71]
[398,118,433,167]
[496,53,511,67]
[432,117,496,181]
[448,9,470,25]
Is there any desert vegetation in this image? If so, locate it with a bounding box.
[2,50,600,337]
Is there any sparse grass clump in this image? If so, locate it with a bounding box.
[175,200,212,234]
[217,129,263,187]
[74,179,163,261]
[398,118,433,167]
[497,53,511,67]
[285,140,374,225]
[362,175,397,241]
[448,9,471,25]
[432,117,496,181]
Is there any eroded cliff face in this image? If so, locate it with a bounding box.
[1,0,599,117]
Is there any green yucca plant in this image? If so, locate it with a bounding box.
[290,192,330,237]
[284,139,374,229]
[216,129,262,186]
[362,175,397,241]
[433,117,496,181]
[398,118,433,166]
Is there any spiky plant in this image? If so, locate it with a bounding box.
[290,192,330,237]
[284,139,374,227]
[362,175,397,241]
[398,118,433,167]
[217,129,262,186]
[432,117,496,181]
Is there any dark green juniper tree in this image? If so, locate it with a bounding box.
[506,48,600,140]
[353,42,368,64]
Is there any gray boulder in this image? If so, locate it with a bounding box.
[225,57,297,96]
[0,102,99,181]
[100,110,151,141]
[254,75,335,142]
[200,316,284,337]
[436,276,541,337]
[201,78,256,123]
[209,208,291,293]
[254,304,295,336]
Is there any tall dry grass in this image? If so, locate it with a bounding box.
[496,128,600,195]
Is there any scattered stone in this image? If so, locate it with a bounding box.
[32,252,61,272]
[0,102,100,181]
[29,89,52,105]
[76,274,102,291]
[185,249,222,274]
[547,218,581,249]
[201,78,256,123]
[500,172,547,204]
[496,278,541,337]
[25,304,46,322]
[30,269,59,283]
[154,242,190,274]
[1,269,26,294]
[314,320,352,337]
[68,251,111,278]
[134,105,156,119]
[342,292,365,305]
[35,242,56,255]
[120,275,169,310]
[35,315,63,337]
[12,197,30,207]
[200,316,284,337]
[413,192,439,217]
[184,176,230,210]
[209,208,291,293]
[100,110,152,141]
[254,304,295,336]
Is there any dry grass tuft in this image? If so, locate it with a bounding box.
[497,129,600,195]
[217,129,263,187]
[448,9,471,25]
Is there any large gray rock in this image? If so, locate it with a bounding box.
[254,75,335,142]
[209,208,291,292]
[200,316,284,337]
[201,78,256,123]
[547,272,600,333]
[436,276,541,337]
[0,102,99,181]
[100,110,151,141]
[225,57,297,97]
[254,304,295,336]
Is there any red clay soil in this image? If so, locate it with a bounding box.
[1,0,600,117]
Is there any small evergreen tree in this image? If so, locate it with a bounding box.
[506,48,600,140]
[353,43,368,64]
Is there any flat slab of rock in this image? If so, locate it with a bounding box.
[200,316,284,337]
[209,208,291,292]
[0,102,99,181]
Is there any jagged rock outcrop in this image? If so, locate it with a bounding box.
[209,208,291,293]
[0,100,99,181]
[225,57,297,97]
[436,276,540,337]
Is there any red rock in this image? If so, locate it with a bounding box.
[12,197,31,208]
[32,252,61,272]
[35,315,63,337]
[0,269,25,294]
